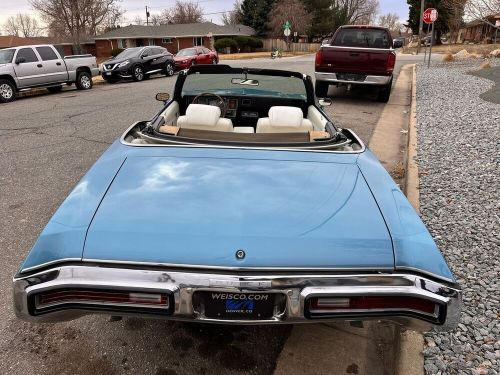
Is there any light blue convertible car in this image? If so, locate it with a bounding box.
[13,65,460,332]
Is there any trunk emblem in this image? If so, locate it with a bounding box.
[235,249,246,260]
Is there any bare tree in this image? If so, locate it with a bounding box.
[160,1,205,24]
[3,13,42,37]
[222,1,242,25]
[338,0,379,25]
[442,0,467,43]
[267,0,312,37]
[378,13,400,30]
[149,14,163,26]
[31,0,120,50]
[464,0,500,27]
[133,15,144,25]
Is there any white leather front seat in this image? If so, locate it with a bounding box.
[256,106,313,133]
[177,104,233,132]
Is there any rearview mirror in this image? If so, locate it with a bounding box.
[15,57,26,64]
[318,98,332,107]
[231,78,259,86]
[156,92,170,103]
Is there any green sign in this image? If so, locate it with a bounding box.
[282,21,292,30]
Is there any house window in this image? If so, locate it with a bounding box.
[148,39,156,46]
[162,38,172,44]
[193,37,203,46]
[117,39,127,49]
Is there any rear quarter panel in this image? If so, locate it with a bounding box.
[357,150,455,283]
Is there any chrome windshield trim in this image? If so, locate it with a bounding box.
[120,122,366,155]
[13,265,461,332]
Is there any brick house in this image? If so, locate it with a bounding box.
[459,13,500,43]
[94,22,255,58]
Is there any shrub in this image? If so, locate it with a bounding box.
[214,38,237,52]
[248,37,263,49]
[234,36,251,49]
[442,53,454,62]
[111,48,124,57]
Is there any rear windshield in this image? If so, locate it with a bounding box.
[333,28,391,49]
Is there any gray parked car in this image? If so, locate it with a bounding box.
[0,44,99,103]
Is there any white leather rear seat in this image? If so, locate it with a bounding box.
[177,104,233,132]
[256,106,313,133]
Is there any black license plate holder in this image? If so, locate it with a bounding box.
[200,292,276,320]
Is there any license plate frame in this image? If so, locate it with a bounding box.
[105,72,112,76]
[200,291,276,320]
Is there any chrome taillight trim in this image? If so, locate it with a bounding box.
[13,265,461,332]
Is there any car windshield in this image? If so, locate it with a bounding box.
[333,28,390,49]
[114,48,143,59]
[182,73,307,99]
[177,48,197,57]
[0,49,15,64]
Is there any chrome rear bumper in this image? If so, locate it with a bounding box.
[13,265,461,332]
[315,72,392,85]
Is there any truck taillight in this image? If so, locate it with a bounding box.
[315,49,322,67]
[386,52,396,73]
[308,296,438,316]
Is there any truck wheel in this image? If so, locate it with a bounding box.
[377,79,393,103]
[315,81,329,98]
[47,86,63,93]
[76,71,92,90]
[164,62,175,76]
[0,79,16,103]
[133,65,144,81]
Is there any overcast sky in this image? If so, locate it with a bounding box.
[0,0,410,34]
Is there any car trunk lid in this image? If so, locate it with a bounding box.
[83,156,394,270]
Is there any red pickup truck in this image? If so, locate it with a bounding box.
[315,25,400,102]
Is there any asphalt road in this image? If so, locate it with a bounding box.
[0,53,434,375]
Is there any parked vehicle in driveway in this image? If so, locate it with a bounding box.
[315,25,397,102]
[13,64,461,333]
[0,44,98,103]
[101,46,175,83]
[174,46,218,70]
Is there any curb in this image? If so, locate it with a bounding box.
[17,76,106,99]
[395,64,425,375]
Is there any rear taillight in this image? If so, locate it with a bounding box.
[36,289,169,310]
[386,52,396,73]
[308,296,438,316]
[315,49,322,67]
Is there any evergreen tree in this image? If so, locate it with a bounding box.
[406,0,453,43]
[240,0,275,36]
[302,0,336,38]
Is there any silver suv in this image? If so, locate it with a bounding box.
[0,44,99,103]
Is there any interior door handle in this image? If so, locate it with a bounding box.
[56,62,61,66]
[37,64,43,68]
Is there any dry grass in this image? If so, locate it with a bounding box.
[392,162,406,180]
[403,43,500,56]
[442,53,455,62]
[479,59,491,69]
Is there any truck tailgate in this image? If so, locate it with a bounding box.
[317,46,392,75]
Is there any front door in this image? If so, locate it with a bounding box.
[12,47,45,88]
[35,46,68,83]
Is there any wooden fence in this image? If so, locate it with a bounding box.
[262,39,321,53]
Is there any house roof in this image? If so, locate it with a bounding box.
[94,22,255,40]
[0,35,55,49]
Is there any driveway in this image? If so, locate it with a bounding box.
[0,53,424,375]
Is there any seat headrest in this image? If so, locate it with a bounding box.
[185,104,221,127]
[268,106,304,128]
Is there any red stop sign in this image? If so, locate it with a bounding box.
[423,8,438,24]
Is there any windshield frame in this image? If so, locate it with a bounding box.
[113,47,144,60]
[0,49,15,64]
[173,65,315,105]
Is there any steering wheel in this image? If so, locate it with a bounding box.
[191,92,227,118]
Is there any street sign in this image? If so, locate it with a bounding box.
[423,8,438,24]
[282,21,291,30]
[284,28,291,37]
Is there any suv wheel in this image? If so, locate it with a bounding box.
[315,81,329,98]
[0,79,16,103]
[76,71,92,90]
[164,62,175,76]
[133,66,144,81]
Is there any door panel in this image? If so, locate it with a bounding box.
[35,46,68,83]
[12,48,45,87]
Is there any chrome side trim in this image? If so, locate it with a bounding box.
[119,122,366,155]
[20,258,83,273]
[395,266,456,285]
[13,265,461,332]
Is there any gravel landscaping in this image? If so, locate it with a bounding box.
[416,59,500,375]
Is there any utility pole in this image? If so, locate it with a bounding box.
[146,6,150,26]
[417,0,425,55]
